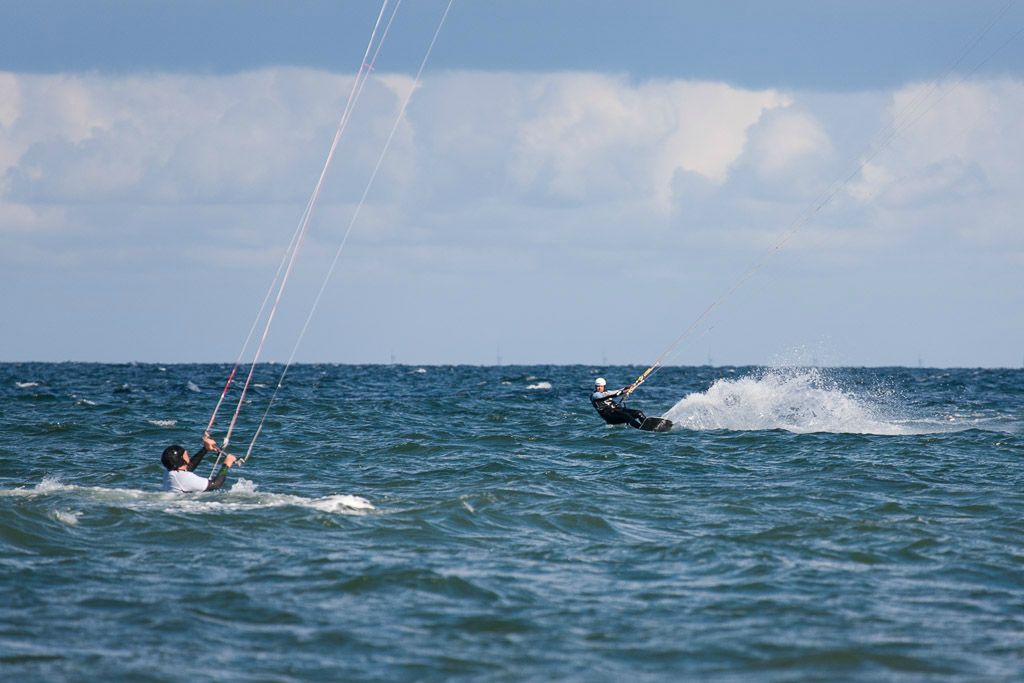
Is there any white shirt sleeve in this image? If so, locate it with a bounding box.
[163,470,210,493]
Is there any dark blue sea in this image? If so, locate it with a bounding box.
[2,362,1022,681]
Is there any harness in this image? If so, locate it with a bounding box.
[591,392,622,418]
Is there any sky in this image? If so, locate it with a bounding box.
[1,1,1022,367]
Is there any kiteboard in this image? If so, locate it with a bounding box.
[638,417,673,432]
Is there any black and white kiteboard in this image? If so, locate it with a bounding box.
[638,417,673,432]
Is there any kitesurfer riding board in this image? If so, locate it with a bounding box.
[590,378,673,432]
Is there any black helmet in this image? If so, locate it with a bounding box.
[161,445,186,470]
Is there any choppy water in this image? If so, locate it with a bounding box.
[1,363,1022,681]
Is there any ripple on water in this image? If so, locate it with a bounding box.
[0,363,1022,680]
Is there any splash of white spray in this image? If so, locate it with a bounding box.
[662,367,942,435]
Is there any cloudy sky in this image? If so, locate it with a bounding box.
[1,1,1022,367]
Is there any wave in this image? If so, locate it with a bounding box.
[16,381,39,388]
[662,368,959,436]
[224,478,374,513]
[2,477,374,515]
[186,381,201,393]
[527,381,552,390]
[50,509,82,525]
[147,419,177,428]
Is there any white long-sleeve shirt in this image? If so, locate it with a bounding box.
[163,469,210,493]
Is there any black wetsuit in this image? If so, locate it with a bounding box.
[591,388,647,429]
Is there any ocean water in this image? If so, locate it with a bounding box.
[1,362,1022,681]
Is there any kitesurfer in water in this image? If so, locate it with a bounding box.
[161,432,237,493]
[591,377,647,428]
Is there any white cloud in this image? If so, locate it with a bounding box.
[1,68,1021,273]
[747,109,832,176]
[0,72,17,128]
[502,74,788,209]
[0,73,23,179]
[0,68,1021,365]
[0,202,67,234]
[848,79,1024,209]
[0,69,404,204]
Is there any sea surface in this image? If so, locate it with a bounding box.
[1,362,1022,681]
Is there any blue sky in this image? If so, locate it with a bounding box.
[1,1,1022,366]
[4,1,1022,88]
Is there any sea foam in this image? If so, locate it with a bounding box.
[51,509,82,525]
[221,479,374,513]
[662,368,941,435]
[0,477,373,515]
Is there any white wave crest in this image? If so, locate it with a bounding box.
[0,477,373,515]
[148,419,177,428]
[37,476,68,493]
[186,381,201,393]
[16,381,39,388]
[221,479,374,513]
[1,477,150,503]
[229,478,259,494]
[662,368,939,435]
[76,398,98,406]
[527,381,552,390]
[51,509,82,525]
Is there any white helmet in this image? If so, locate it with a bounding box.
[594,377,606,386]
